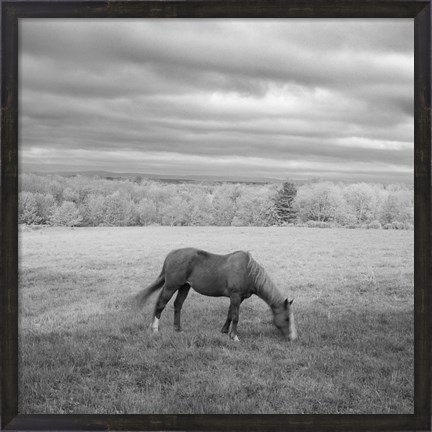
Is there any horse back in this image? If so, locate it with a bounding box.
[163,248,251,297]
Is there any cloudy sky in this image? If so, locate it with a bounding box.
[20,19,413,183]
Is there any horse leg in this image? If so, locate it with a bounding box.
[221,304,232,334]
[228,294,242,342]
[173,284,190,332]
[151,284,177,333]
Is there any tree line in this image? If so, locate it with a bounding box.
[18,173,414,229]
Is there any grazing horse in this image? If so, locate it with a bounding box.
[135,248,297,341]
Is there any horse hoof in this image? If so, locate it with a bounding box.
[151,327,159,333]
[221,327,229,334]
[232,335,240,342]
[174,327,182,332]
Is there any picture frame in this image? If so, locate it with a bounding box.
[1,1,430,430]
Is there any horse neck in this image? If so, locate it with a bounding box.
[254,278,285,313]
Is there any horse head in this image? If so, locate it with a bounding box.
[273,299,297,341]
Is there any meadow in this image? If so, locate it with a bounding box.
[18,226,413,414]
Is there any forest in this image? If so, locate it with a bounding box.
[18,173,414,229]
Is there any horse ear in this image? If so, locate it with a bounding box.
[289,299,294,305]
[284,299,288,309]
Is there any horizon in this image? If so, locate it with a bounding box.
[22,169,413,187]
[20,19,414,184]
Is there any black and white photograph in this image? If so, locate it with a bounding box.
[17,17,415,415]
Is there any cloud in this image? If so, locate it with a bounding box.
[20,18,413,183]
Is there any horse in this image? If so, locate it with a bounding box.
[135,247,297,342]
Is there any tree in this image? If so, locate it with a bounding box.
[273,182,297,224]
[343,183,377,224]
[294,182,345,223]
[144,183,174,225]
[380,190,413,224]
[62,187,79,203]
[137,198,158,225]
[102,192,137,226]
[34,193,56,224]
[19,192,41,225]
[50,201,83,227]
[159,196,190,226]
[234,187,277,226]
[211,184,241,226]
[82,194,105,226]
[187,191,214,226]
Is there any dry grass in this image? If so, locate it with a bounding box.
[19,226,413,414]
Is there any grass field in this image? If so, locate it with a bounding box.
[18,226,413,414]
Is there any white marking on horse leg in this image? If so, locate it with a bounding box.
[289,311,297,341]
[229,331,240,342]
[151,317,160,333]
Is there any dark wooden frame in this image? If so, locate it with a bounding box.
[1,1,430,430]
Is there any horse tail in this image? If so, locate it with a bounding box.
[135,267,165,309]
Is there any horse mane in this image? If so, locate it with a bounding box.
[246,253,285,309]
